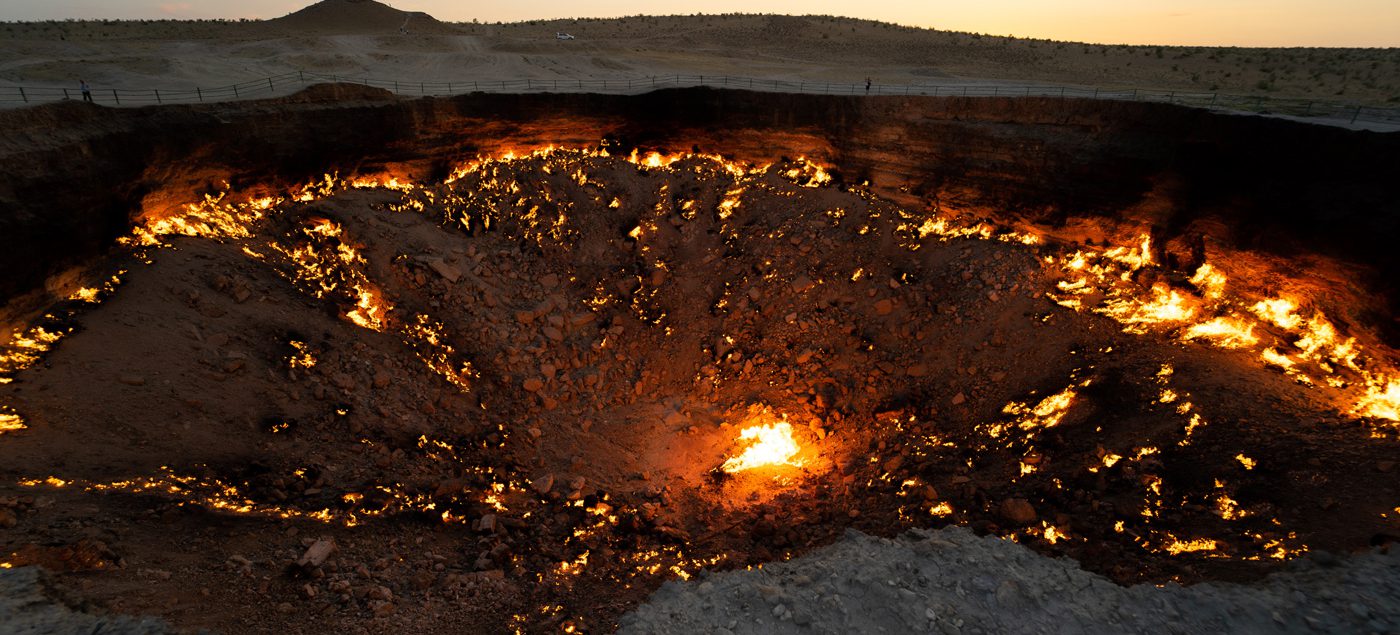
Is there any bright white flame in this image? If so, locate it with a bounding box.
[721,421,803,473]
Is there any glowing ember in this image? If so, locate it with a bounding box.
[1260,348,1296,369]
[1188,263,1227,299]
[1181,316,1259,349]
[1004,386,1080,431]
[0,411,25,434]
[1250,298,1302,330]
[720,421,803,473]
[1356,375,1400,422]
[1163,535,1220,555]
[1099,283,1195,333]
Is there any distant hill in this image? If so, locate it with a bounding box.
[267,0,460,35]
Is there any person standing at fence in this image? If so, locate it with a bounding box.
[80,80,92,103]
[865,77,872,94]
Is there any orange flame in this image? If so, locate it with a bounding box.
[721,421,803,473]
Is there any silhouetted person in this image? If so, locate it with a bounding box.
[80,80,92,103]
[865,77,872,94]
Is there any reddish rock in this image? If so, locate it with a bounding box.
[999,498,1037,525]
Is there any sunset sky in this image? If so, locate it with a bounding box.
[3,0,1398,47]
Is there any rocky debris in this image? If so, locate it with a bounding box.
[227,554,254,574]
[619,527,1400,634]
[6,539,120,572]
[532,473,555,496]
[999,498,1038,524]
[426,258,463,283]
[290,538,337,576]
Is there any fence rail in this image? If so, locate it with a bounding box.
[2,71,1397,126]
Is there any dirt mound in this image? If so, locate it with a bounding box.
[282,82,399,103]
[267,0,460,35]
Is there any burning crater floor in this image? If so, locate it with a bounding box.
[1,147,1399,633]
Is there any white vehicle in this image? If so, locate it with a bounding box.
[555,32,575,40]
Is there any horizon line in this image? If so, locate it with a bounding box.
[1,12,1398,49]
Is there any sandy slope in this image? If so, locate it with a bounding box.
[0,5,1396,105]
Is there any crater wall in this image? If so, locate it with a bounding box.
[2,85,1397,336]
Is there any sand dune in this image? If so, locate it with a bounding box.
[0,1,1396,107]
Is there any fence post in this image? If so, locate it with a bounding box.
[197,87,202,102]
[19,87,26,103]
[1351,106,1362,125]
[268,77,274,92]
[1059,86,1065,98]
[113,89,120,104]
[64,88,70,100]
[1210,93,1217,106]
[233,85,239,98]
[155,89,161,104]
[298,70,304,82]
[993,86,998,96]
[447,82,452,93]
[1131,88,1138,99]
[1093,87,1099,98]
[394,80,399,92]
[420,82,425,94]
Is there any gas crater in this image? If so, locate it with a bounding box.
[1,88,1399,633]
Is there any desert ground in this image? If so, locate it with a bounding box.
[2,3,1399,105]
